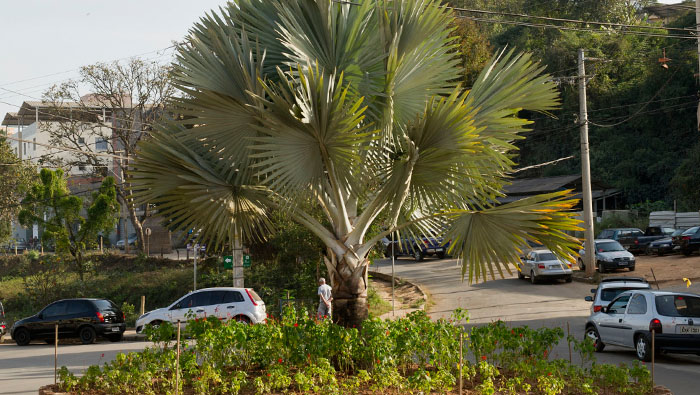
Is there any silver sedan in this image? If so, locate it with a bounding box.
[518,249,573,284]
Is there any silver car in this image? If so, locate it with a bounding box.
[584,277,651,314]
[585,290,700,361]
[578,239,635,273]
[518,249,573,284]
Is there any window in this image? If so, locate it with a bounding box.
[607,294,630,314]
[537,253,557,262]
[78,165,86,171]
[222,291,244,303]
[595,241,625,253]
[655,295,700,317]
[23,142,26,152]
[78,137,85,144]
[66,300,92,315]
[601,287,641,302]
[598,230,612,239]
[95,138,108,151]
[92,300,118,312]
[172,295,193,310]
[33,138,36,150]
[43,301,67,317]
[627,294,647,315]
[191,291,213,307]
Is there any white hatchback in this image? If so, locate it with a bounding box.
[135,287,266,333]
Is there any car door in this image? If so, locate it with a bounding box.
[168,294,194,323]
[37,301,68,339]
[63,300,92,336]
[189,291,213,320]
[596,294,631,346]
[221,290,246,320]
[620,293,649,348]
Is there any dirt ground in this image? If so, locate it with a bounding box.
[370,276,425,310]
[599,251,700,285]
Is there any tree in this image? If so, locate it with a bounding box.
[19,169,119,280]
[131,0,581,327]
[0,137,36,246]
[40,58,174,252]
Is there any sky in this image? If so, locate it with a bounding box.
[0,0,690,123]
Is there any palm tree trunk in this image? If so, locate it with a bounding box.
[326,251,369,328]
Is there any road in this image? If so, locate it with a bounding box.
[373,256,700,395]
[0,339,149,395]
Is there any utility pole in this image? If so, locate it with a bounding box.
[578,48,596,276]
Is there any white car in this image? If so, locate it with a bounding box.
[135,287,266,333]
[518,249,573,284]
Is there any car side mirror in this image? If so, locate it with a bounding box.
[584,296,593,302]
[601,306,608,314]
[590,288,596,294]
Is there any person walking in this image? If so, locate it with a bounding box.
[317,277,333,319]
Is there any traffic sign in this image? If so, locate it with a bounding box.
[243,254,251,268]
[223,255,233,269]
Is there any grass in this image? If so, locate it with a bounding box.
[367,281,392,317]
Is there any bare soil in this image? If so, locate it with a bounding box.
[591,252,700,286]
[370,277,425,310]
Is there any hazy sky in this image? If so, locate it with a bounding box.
[0,0,689,122]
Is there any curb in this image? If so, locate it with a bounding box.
[368,271,429,319]
[0,331,145,345]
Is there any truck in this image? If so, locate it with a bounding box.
[613,226,676,254]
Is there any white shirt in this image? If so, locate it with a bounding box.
[318,284,332,303]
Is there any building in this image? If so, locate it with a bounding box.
[502,174,623,217]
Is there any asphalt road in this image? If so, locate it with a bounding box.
[373,256,700,395]
[0,339,149,395]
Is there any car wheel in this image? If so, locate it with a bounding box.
[682,248,693,257]
[14,328,31,346]
[585,326,605,352]
[413,248,424,262]
[234,315,251,324]
[79,326,97,345]
[147,320,162,330]
[530,270,537,284]
[657,250,664,257]
[565,276,573,283]
[518,270,524,280]
[597,264,605,274]
[107,334,123,342]
[578,258,584,271]
[629,266,635,272]
[635,334,652,362]
[436,251,446,259]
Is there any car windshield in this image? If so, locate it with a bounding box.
[537,253,557,261]
[655,295,700,317]
[596,241,625,252]
[671,229,685,237]
[601,288,642,302]
[92,300,118,311]
[682,227,699,235]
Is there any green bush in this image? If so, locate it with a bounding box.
[57,309,653,394]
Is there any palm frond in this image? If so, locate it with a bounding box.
[444,190,582,284]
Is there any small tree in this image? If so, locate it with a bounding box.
[19,169,119,280]
[0,136,36,246]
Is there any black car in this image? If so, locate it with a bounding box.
[647,229,685,256]
[676,226,700,256]
[10,299,126,346]
[382,235,449,261]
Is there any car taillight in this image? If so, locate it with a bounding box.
[649,318,662,334]
[538,264,545,269]
[96,312,105,323]
[122,312,126,321]
[245,289,258,306]
[634,240,639,245]
[593,305,602,313]
[682,236,691,241]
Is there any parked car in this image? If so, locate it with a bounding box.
[578,239,635,273]
[584,277,650,314]
[0,300,6,337]
[674,226,700,256]
[584,290,700,361]
[10,299,126,346]
[1,238,28,252]
[647,229,686,256]
[381,235,449,261]
[616,226,676,255]
[597,228,643,244]
[135,287,265,334]
[116,234,138,249]
[517,249,573,284]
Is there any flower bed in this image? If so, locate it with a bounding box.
[54,309,653,394]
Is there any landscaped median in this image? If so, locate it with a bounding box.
[41,308,668,394]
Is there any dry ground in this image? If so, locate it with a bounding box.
[593,251,700,286]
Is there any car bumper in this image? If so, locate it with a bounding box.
[648,244,674,253]
[0,323,5,336]
[655,334,700,353]
[94,323,126,336]
[598,260,635,270]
